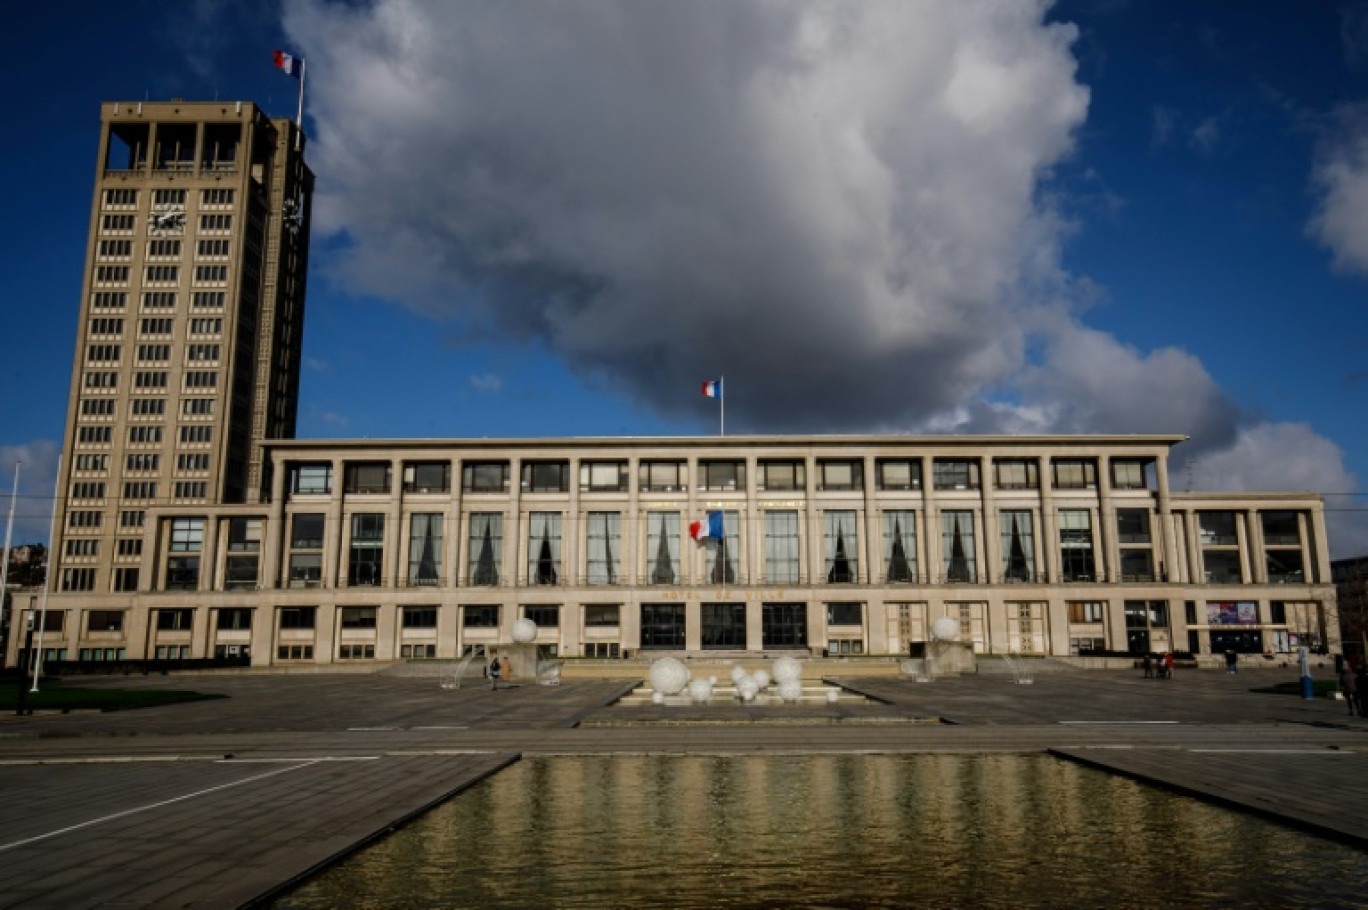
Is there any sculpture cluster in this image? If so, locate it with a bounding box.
[647,656,817,704]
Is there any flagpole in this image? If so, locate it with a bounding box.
[295,58,306,151]
[720,374,725,437]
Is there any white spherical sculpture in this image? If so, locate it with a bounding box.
[736,676,759,702]
[753,670,771,690]
[688,678,714,703]
[511,618,538,644]
[825,689,840,704]
[930,617,962,642]
[730,665,747,683]
[777,679,804,702]
[651,691,665,705]
[648,657,691,695]
[772,657,803,684]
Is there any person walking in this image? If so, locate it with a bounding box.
[1142,653,1153,679]
[1164,651,1175,679]
[1341,663,1361,717]
[1225,650,1238,675]
[489,655,502,691]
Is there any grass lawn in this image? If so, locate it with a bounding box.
[1,683,225,713]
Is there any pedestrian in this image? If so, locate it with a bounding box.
[1225,650,1238,675]
[1142,653,1153,679]
[489,655,502,691]
[1164,651,1175,679]
[1340,663,1360,717]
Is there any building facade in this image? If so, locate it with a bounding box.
[49,99,312,605]
[14,435,1339,668]
[13,99,1339,670]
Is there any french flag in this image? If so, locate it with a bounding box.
[689,511,724,541]
[701,379,722,399]
[273,50,303,78]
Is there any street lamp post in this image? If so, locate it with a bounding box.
[14,596,35,715]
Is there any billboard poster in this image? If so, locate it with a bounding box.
[1206,601,1258,625]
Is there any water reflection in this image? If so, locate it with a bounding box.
[273,755,1367,910]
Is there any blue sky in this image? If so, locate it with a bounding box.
[1,0,1366,554]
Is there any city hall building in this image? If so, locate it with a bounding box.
[7,100,1340,669]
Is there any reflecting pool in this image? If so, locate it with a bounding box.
[272,755,1368,909]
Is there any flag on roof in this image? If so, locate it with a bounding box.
[273,50,303,78]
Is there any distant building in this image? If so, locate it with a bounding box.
[1332,556,1368,659]
[10,99,1339,669]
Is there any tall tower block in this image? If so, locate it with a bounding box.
[53,101,312,596]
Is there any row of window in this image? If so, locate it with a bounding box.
[89,505,1305,595]
[89,291,226,311]
[286,457,1155,498]
[103,188,234,208]
[93,265,230,284]
[75,425,213,446]
[101,213,232,233]
[96,239,232,258]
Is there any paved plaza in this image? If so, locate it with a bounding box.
[0,664,1365,908]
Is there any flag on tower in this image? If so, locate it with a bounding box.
[701,379,722,399]
[273,50,303,78]
[689,511,725,541]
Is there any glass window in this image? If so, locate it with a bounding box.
[762,602,808,648]
[1266,550,1304,583]
[876,458,921,491]
[645,512,680,585]
[699,460,744,491]
[1120,549,1155,581]
[345,462,391,494]
[581,461,628,492]
[1052,459,1097,490]
[585,605,620,627]
[933,459,979,490]
[290,463,332,495]
[463,461,509,493]
[1059,509,1095,581]
[702,603,746,649]
[1111,460,1147,490]
[826,602,862,625]
[586,512,621,585]
[166,517,204,591]
[225,554,260,590]
[522,461,569,492]
[279,607,316,630]
[288,553,322,587]
[764,511,801,584]
[156,609,193,631]
[1117,509,1151,544]
[823,510,859,583]
[528,512,562,585]
[291,513,324,549]
[994,459,1038,490]
[705,511,740,584]
[882,510,917,583]
[1000,510,1035,582]
[641,603,685,649]
[759,460,804,491]
[340,607,377,629]
[348,513,385,587]
[468,513,503,585]
[1067,601,1104,623]
[228,517,263,551]
[404,462,451,493]
[639,461,685,492]
[408,513,443,586]
[463,605,499,628]
[525,605,560,628]
[87,610,125,632]
[1203,551,1243,584]
[1261,511,1300,546]
[1200,512,1238,546]
[818,460,862,491]
[941,511,977,583]
[217,608,252,630]
[169,517,204,552]
[403,606,438,628]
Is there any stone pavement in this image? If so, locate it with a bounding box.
[0,665,1365,908]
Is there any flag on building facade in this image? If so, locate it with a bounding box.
[273,50,303,78]
[690,511,725,541]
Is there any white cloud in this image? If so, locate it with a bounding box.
[0,441,61,546]
[287,0,1089,429]
[469,373,503,394]
[1309,103,1368,277]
